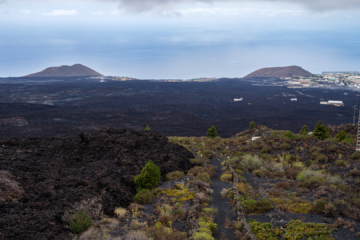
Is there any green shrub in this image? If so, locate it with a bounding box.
[135,160,161,190]
[192,232,214,240]
[206,126,218,138]
[166,171,185,180]
[312,121,330,140]
[311,152,328,163]
[188,166,202,176]
[242,198,272,214]
[69,211,93,233]
[334,130,353,144]
[279,142,291,150]
[249,121,256,130]
[349,169,360,177]
[190,158,202,166]
[312,200,328,213]
[296,169,344,189]
[352,151,360,160]
[260,145,271,153]
[198,228,212,234]
[249,220,283,240]
[220,173,232,182]
[253,170,265,177]
[304,159,313,167]
[282,131,296,140]
[335,160,347,167]
[195,172,211,184]
[299,125,309,135]
[202,208,218,218]
[284,220,333,239]
[326,145,337,152]
[133,189,155,204]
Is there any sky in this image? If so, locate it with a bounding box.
[0,0,360,79]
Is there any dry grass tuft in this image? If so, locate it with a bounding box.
[62,197,103,223]
[0,170,23,202]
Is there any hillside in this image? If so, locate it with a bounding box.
[25,64,103,77]
[244,65,312,78]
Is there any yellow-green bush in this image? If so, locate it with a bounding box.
[220,173,232,182]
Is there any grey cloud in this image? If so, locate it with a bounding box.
[0,0,7,4]
[109,0,360,12]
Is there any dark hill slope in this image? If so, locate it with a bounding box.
[244,65,312,78]
[0,128,193,240]
[25,64,103,77]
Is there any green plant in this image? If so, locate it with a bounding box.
[334,130,353,144]
[220,173,232,182]
[249,121,256,130]
[351,151,360,160]
[312,121,330,140]
[206,126,218,138]
[279,142,291,150]
[282,131,296,140]
[335,160,347,167]
[192,232,214,240]
[253,169,264,177]
[190,158,203,166]
[135,160,161,190]
[304,159,313,167]
[260,145,271,153]
[202,208,218,218]
[133,189,155,204]
[249,220,283,240]
[145,124,151,130]
[326,144,337,152]
[166,171,185,180]
[242,198,272,214]
[69,211,93,233]
[349,169,360,177]
[311,152,328,163]
[188,166,203,176]
[299,125,309,135]
[312,200,328,213]
[195,172,211,184]
[284,220,334,239]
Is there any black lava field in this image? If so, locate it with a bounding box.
[0,77,358,139]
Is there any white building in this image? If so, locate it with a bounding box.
[328,100,344,106]
[234,98,243,102]
[291,98,297,101]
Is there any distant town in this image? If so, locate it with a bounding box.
[279,71,360,90]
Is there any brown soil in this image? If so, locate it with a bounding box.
[0,128,193,240]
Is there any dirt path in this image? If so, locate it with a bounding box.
[209,159,238,240]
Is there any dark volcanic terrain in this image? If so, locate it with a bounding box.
[0,128,193,239]
[0,77,358,139]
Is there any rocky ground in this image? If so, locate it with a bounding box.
[0,128,193,239]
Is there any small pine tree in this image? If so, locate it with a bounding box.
[312,121,330,140]
[134,160,161,191]
[207,126,218,138]
[334,130,353,144]
[299,125,309,135]
[145,125,151,130]
[249,121,256,130]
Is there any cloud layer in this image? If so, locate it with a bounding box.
[110,0,360,12]
[43,9,78,16]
